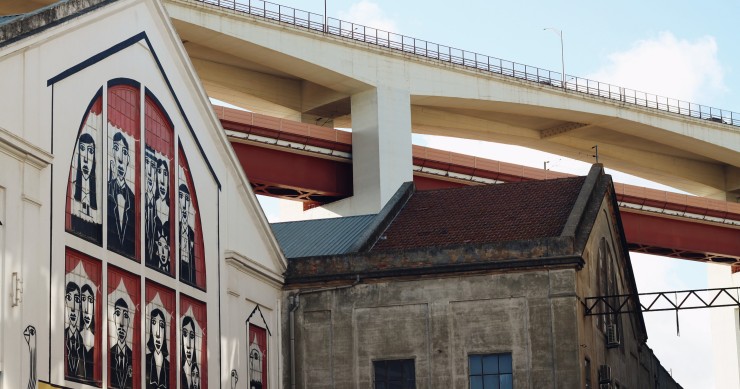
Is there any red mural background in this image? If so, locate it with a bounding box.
[145,281,176,388]
[177,146,205,289]
[107,266,141,389]
[144,92,175,276]
[107,82,141,261]
[65,248,102,384]
[180,294,207,389]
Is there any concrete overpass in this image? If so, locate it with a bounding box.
[156,0,740,211]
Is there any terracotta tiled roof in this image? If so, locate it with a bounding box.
[372,176,587,251]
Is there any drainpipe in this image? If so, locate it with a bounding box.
[288,275,361,389]
[289,294,300,389]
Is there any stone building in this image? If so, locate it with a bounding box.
[0,1,285,389]
[277,166,682,388]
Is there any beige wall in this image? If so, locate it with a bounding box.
[284,269,582,389]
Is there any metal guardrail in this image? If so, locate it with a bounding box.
[193,0,740,127]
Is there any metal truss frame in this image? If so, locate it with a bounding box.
[584,287,740,316]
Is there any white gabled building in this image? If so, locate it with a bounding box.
[0,1,286,389]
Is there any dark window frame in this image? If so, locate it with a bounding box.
[469,353,513,389]
[373,359,416,389]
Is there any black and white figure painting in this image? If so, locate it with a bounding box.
[24,325,37,389]
[81,281,96,379]
[65,261,97,380]
[108,279,135,389]
[65,250,101,383]
[67,95,103,244]
[178,180,195,284]
[180,313,199,389]
[107,129,137,258]
[145,146,171,273]
[146,293,172,389]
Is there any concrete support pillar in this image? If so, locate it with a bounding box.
[319,85,412,216]
[708,265,740,388]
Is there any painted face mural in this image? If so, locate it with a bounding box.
[145,146,159,268]
[157,160,169,205]
[81,283,96,365]
[146,147,157,198]
[178,183,195,284]
[65,283,81,334]
[67,92,103,244]
[108,268,140,389]
[177,147,204,287]
[145,97,174,275]
[180,297,206,389]
[181,316,196,389]
[65,250,101,383]
[146,284,174,389]
[106,82,140,260]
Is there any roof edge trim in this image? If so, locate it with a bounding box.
[561,163,604,237]
[350,181,415,253]
[285,254,584,286]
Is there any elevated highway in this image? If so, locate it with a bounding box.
[216,105,740,265]
[160,0,740,206]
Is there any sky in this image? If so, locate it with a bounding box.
[222,1,740,387]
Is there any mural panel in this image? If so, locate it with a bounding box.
[177,146,205,288]
[65,248,102,385]
[108,266,141,389]
[144,92,175,276]
[145,281,176,389]
[248,326,267,389]
[107,81,141,261]
[66,90,104,245]
[180,295,207,389]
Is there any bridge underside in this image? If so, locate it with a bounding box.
[219,108,740,265]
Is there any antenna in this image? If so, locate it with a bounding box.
[591,145,599,163]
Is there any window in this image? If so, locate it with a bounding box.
[373,359,415,389]
[584,358,591,389]
[469,353,512,389]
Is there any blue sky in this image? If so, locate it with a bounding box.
[231,1,740,387]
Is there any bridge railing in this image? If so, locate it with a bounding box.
[194,0,740,127]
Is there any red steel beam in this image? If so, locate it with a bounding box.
[621,211,740,263]
[216,106,740,262]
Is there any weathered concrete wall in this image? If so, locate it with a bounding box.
[283,269,582,388]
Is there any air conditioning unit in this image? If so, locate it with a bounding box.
[598,364,612,384]
[599,384,612,389]
[606,324,620,348]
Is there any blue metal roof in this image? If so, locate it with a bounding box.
[271,215,376,258]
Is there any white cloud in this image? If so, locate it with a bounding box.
[587,32,726,103]
[337,1,397,32]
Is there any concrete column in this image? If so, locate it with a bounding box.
[318,85,412,216]
[709,265,740,389]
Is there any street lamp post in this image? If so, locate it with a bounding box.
[544,28,565,89]
[324,0,327,33]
